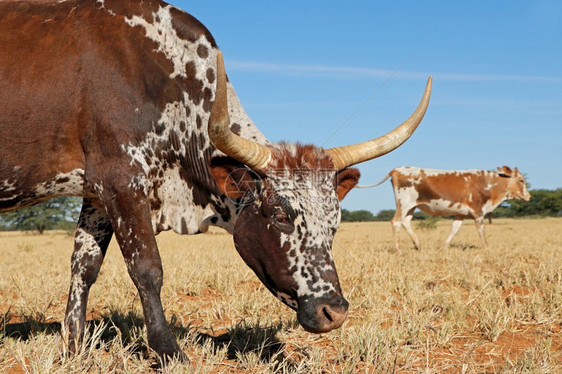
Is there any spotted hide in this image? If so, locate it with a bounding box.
[375,166,530,250]
[0,0,432,362]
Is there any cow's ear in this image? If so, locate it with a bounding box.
[497,165,512,177]
[336,168,361,201]
[209,157,259,198]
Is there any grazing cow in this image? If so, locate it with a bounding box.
[0,0,431,361]
[360,166,530,250]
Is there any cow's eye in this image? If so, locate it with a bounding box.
[274,212,289,224]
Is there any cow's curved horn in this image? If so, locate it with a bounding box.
[208,51,272,170]
[326,76,432,170]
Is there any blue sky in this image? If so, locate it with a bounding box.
[169,1,562,213]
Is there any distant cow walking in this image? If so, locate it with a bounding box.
[361,166,530,250]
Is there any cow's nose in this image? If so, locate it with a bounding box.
[298,296,349,333]
[317,300,349,331]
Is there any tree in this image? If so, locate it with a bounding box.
[341,209,376,222]
[341,209,352,222]
[412,211,432,220]
[374,209,395,221]
[347,210,376,222]
[0,196,81,233]
[535,189,562,216]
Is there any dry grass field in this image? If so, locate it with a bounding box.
[0,217,561,373]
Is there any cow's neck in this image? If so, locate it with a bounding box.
[482,173,510,215]
[121,51,267,236]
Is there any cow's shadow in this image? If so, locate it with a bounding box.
[1,314,62,341]
[1,309,287,365]
[449,242,477,250]
[193,321,286,362]
[1,310,150,357]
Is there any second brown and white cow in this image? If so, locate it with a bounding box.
[361,166,530,250]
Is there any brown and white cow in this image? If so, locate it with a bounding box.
[0,0,431,362]
[361,166,530,250]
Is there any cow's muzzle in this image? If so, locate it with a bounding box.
[297,295,349,333]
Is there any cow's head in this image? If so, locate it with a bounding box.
[209,146,360,333]
[208,52,432,333]
[497,166,531,201]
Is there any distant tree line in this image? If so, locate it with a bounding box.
[0,189,560,232]
[342,188,562,222]
[341,209,433,222]
[0,196,81,234]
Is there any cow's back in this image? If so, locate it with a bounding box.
[0,1,211,210]
[0,1,96,209]
[0,0,200,157]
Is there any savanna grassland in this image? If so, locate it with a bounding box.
[0,218,561,373]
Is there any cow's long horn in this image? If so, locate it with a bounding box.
[208,51,272,170]
[326,76,432,170]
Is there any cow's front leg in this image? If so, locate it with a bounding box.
[99,188,186,362]
[65,198,113,353]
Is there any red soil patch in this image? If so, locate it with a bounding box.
[399,324,560,373]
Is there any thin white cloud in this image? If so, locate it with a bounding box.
[435,72,561,83]
[227,60,562,83]
[228,61,391,77]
